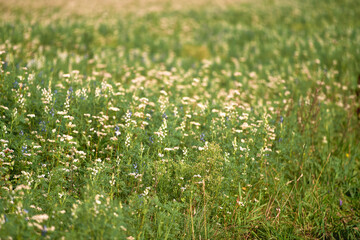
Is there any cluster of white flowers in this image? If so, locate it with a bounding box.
[260,112,275,155]
[182,147,187,156]
[232,137,237,152]
[158,94,168,113]
[140,187,151,197]
[16,88,26,110]
[173,106,178,117]
[109,173,116,186]
[95,80,114,98]
[124,110,132,128]
[41,88,53,114]
[95,87,102,98]
[125,133,131,148]
[197,102,207,114]
[12,107,17,118]
[109,107,120,112]
[75,88,88,100]
[63,90,71,114]
[154,118,167,143]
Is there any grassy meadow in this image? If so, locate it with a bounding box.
[0,0,360,238]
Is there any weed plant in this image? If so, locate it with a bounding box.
[0,0,360,239]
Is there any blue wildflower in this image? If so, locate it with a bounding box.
[22,146,28,153]
[114,126,121,136]
[200,133,205,142]
[41,225,47,237]
[13,81,19,89]
[133,163,138,173]
[49,108,55,117]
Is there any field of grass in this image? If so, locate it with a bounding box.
[1,0,360,239]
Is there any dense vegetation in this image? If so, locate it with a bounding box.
[0,0,359,238]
